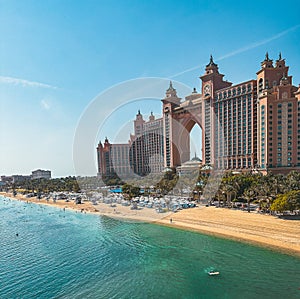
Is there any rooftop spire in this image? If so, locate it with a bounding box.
[279,52,282,60]
[167,81,175,91]
[265,52,272,61]
[206,54,217,67]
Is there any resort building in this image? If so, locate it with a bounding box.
[96,138,131,178]
[97,53,300,177]
[97,112,164,178]
[129,111,164,176]
[256,53,300,174]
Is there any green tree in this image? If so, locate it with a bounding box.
[271,190,300,213]
[242,188,256,212]
[122,183,140,200]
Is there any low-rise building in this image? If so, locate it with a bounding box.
[31,169,51,180]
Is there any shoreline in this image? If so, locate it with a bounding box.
[1,192,300,257]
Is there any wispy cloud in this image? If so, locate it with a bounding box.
[0,76,58,89]
[217,24,300,61]
[40,99,51,110]
[171,24,300,79]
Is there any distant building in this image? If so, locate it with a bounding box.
[12,175,31,183]
[31,169,51,180]
[1,175,31,184]
[0,176,13,184]
[96,138,131,178]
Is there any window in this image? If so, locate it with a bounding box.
[259,78,263,92]
[265,80,269,89]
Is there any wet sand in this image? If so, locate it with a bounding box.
[1,192,300,257]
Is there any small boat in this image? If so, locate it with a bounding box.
[208,271,220,276]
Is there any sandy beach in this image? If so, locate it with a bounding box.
[1,192,300,257]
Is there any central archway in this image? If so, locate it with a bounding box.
[177,118,203,165]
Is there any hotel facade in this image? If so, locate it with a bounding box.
[97,53,300,177]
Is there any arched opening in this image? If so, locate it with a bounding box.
[190,123,202,161]
[178,119,203,165]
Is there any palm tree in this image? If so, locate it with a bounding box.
[286,171,300,191]
[221,183,236,207]
[242,188,256,212]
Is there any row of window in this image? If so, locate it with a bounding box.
[216,84,252,100]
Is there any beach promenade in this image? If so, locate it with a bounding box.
[1,192,300,257]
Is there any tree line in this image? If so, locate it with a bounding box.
[4,170,300,213]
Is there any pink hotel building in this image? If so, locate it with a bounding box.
[97,54,300,177]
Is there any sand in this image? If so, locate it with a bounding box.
[158,207,300,257]
[1,192,300,257]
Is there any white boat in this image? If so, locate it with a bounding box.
[208,271,220,276]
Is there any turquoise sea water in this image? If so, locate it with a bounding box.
[0,196,300,299]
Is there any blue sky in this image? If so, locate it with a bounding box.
[1,0,300,177]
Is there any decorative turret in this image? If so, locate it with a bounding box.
[165,81,177,98]
[162,81,181,106]
[149,111,155,121]
[136,109,143,121]
[205,55,219,74]
[206,55,217,67]
[275,52,286,68]
[261,52,273,68]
